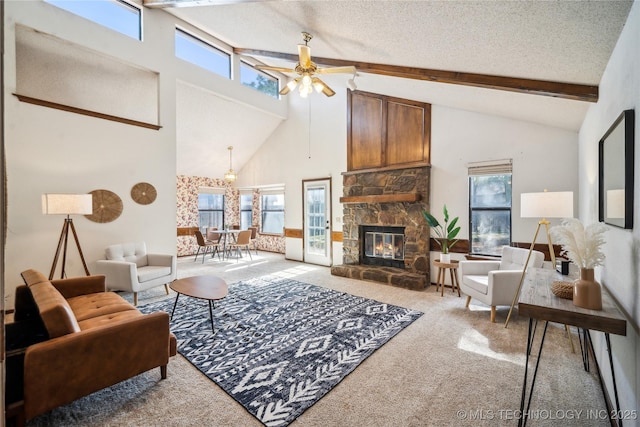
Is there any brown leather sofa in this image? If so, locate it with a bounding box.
[11,269,177,423]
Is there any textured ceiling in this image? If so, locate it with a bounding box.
[169,1,632,85]
[162,0,633,177]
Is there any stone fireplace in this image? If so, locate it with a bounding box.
[331,165,431,290]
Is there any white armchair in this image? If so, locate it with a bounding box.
[459,246,544,322]
[95,242,176,306]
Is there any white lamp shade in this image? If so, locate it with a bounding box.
[521,191,573,218]
[42,194,93,215]
[606,189,625,219]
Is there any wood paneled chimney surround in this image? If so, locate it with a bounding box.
[332,91,431,290]
[347,90,430,172]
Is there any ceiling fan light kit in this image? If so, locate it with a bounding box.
[257,32,356,98]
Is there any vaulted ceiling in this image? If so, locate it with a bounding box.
[144,0,634,177]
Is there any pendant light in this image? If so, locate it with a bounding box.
[224,146,237,183]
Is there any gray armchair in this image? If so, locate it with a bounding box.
[95,242,176,305]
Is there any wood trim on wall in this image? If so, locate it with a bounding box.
[284,228,303,239]
[513,242,564,262]
[14,94,162,130]
[177,227,198,236]
[430,238,563,262]
[430,238,470,254]
[284,228,342,242]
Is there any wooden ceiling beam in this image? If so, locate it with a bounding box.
[234,48,598,103]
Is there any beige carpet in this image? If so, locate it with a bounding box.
[27,252,609,426]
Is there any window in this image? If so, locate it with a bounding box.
[175,28,231,78]
[261,193,284,235]
[241,62,279,99]
[240,193,253,230]
[468,160,513,257]
[45,0,141,40]
[198,192,225,232]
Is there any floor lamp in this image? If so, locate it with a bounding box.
[43,193,93,280]
[504,190,573,328]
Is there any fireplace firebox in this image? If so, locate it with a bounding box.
[360,225,405,268]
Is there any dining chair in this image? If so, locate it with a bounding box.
[206,227,221,243]
[227,230,253,262]
[194,230,220,263]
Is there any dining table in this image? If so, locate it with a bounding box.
[208,229,242,260]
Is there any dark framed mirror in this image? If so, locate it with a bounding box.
[599,109,634,229]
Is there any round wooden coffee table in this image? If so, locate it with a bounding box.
[170,275,228,333]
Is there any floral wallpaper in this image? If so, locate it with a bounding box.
[176,176,285,256]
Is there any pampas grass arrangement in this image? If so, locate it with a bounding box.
[550,218,608,269]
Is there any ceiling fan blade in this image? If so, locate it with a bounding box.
[316,66,356,75]
[256,65,296,73]
[298,44,311,68]
[279,85,292,95]
[311,77,336,97]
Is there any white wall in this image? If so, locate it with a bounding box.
[2,1,285,308]
[431,106,579,243]
[3,2,179,308]
[429,106,578,279]
[237,77,348,264]
[579,1,640,419]
[240,92,579,274]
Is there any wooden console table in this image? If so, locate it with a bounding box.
[517,268,627,427]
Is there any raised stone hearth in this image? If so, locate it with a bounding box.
[331,258,428,291]
[331,165,431,290]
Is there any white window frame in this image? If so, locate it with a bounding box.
[175,27,232,79]
[468,159,513,257]
[260,189,285,235]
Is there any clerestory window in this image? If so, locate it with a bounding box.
[175,28,231,79]
[45,0,141,40]
[240,62,279,99]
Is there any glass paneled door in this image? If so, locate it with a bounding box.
[303,179,332,266]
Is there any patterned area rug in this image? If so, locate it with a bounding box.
[140,277,422,427]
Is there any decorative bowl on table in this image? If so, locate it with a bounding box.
[551,281,574,299]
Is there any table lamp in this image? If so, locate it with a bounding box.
[43,193,93,279]
[504,190,573,328]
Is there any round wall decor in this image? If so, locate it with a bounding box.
[131,182,157,205]
[85,189,123,223]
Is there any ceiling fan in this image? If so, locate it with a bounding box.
[257,32,356,98]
